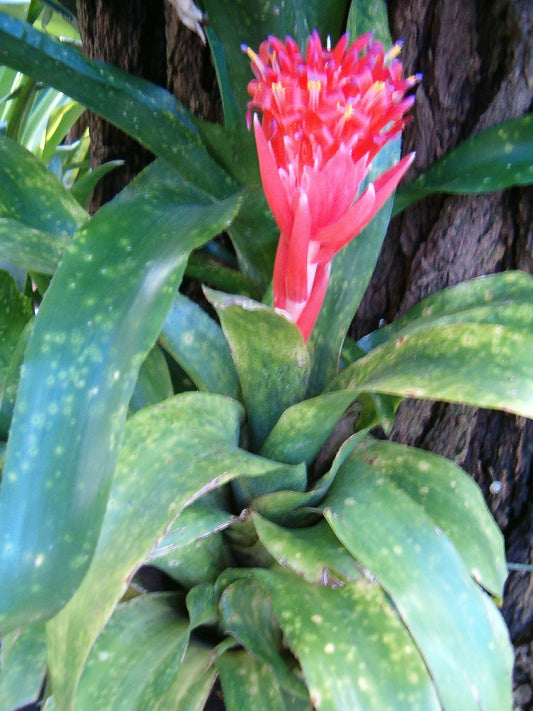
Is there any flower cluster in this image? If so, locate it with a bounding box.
[245,31,419,339]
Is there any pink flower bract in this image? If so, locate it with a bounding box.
[245,31,419,340]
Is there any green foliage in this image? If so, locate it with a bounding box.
[394,113,533,214]
[0,0,531,709]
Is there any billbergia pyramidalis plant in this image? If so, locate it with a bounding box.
[0,1,532,709]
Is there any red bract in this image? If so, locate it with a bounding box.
[244,31,419,340]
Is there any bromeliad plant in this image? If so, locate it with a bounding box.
[1,1,533,710]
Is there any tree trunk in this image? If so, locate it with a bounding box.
[352,1,533,704]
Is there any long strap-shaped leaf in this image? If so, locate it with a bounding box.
[0,13,235,199]
[0,161,243,634]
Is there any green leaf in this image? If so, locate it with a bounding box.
[160,292,241,399]
[150,496,235,561]
[154,531,230,588]
[0,133,86,235]
[207,291,312,451]
[252,513,361,586]
[252,432,366,526]
[0,218,67,273]
[69,160,124,209]
[0,622,47,711]
[217,649,286,711]
[227,186,279,292]
[323,449,513,710]
[347,0,392,47]
[219,578,308,699]
[0,271,33,436]
[328,322,533,420]
[151,639,217,711]
[0,13,236,198]
[0,161,243,634]
[73,594,191,711]
[0,269,33,386]
[129,344,174,413]
[348,437,507,597]
[252,569,441,711]
[46,392,297,710]
[394,113,533,214]
[358,270,533,352]
[260,391,357,465]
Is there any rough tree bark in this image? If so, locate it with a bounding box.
[352,1,532,705]
[75,0,533,706]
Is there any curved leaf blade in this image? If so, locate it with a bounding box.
[358,271,533,353]
[0,162,243,634]
[253,569,441,711]
[323,450,513,710]
[0,14,235,198]
[394,113,533,214]
[160,292,240,399]
[329,322,533,420]
[207,291,311,451]
[46,392,295,710]
[0,133,86,235]
[350,437,507,597]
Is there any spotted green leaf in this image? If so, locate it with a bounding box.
[219,578,308,699]
[217,649,287,711]
[347,437,507,596]
[160,292,240,399]
[73,594,191,711]
[394,113,533,214]
[207,291,312,451]
[0,621,47,711]
[129,345,173,414]
[46,392,298,710]
[358,270,533,352]
[251,569,441,711]
[323,449,513,710]
[0,161,243,634]
[328,321,533,420]
[0,13,235,199]
[252,513,361,586]
[0,270,33,436]
[0,133,86,237]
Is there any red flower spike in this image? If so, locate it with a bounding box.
[245,31,419,340]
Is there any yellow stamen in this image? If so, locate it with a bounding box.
[307,79,322,93]
[387,43,402,61]
[342,103,354,120]
[369,80,386,94]
[272,82,285,96]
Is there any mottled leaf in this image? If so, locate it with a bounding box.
[0,133,86,235]
[253,513,361,586]
[252,569,441,711]
[323,450,513,710]
[0,622,47,711]
[217,649,286,711]
[358,271,533,352]
[45,392,298,710]
[349,437,507,596]
[160,292,240,399]
[394,113,533,214]
[207,290,312,451]
[328,322,533,420]
[73,594,190,711]
[0,161,243,634]
[219,578,307,699]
